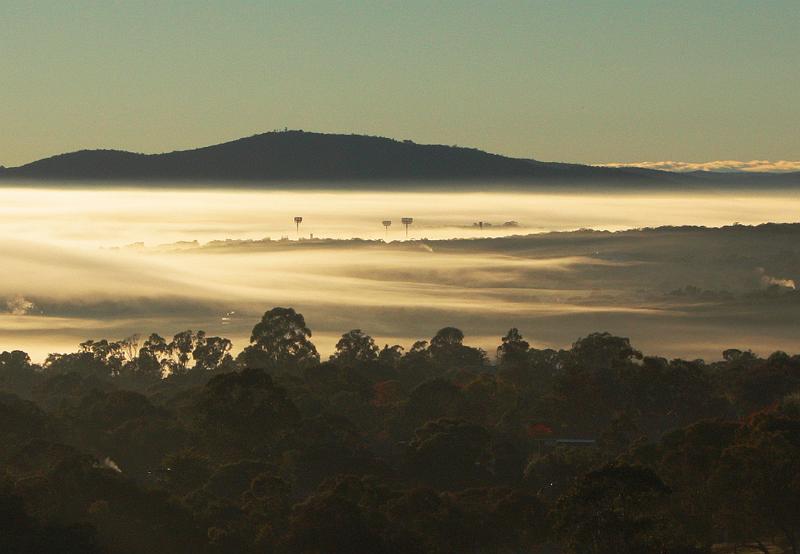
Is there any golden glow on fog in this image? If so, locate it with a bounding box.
[2,186,800,246]
[2,185,800,361]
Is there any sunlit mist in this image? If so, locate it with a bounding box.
[2,184,800,361]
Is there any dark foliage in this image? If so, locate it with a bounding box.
[1,308,799,552]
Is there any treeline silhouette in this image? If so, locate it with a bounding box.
[2,307,800,553]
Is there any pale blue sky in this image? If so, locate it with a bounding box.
[1,1,798,166]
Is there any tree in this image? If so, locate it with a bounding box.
[497,328,529,368]
[399,341,433,385]
[728,352,800,413]
[625,419,739,546]
[500,345,563,392]
[280,476,390,554]
[405,341,430,361]
[710,414,800,553]
[159,449,211,496]
[430,327,465,351]
[44,338,132,380]
[168,330,203,375]
[524,445,603,500]
[330,329,378,366]
[405,418,491,489]
[134,333,170,379]
[383,486,545,553]
[553,463,678,554]
[395,378,465,437]
[377,344,403,369]
[449,488,548,552]
[428,327,487,372]
[0,350,40,396]
[0,482,102,553]
[192,335,234,373]
[186,367,300,457]
[0,392,55,457]
[549,333,646,434]
[279,414,383,495]
[240,308,320,372]
[79,339,128,376]
[242,471,292,543]
[570,332,642,371]
[597,413,645,457]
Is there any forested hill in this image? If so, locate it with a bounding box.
[0,131,665,183]
[2,130,796,185]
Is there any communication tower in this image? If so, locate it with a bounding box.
[401,217,414,238]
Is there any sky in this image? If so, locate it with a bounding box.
[1,1,798,167]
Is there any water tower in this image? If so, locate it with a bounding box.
[294,216,303,237]
[401,217,414,238]
[382,219,392,240]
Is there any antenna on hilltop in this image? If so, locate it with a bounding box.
[401,217,414,238]
[382,220,392,240]
[294,216,303,238]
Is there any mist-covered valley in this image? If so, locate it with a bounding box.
[7,2,800,550]
[2,185,800,360]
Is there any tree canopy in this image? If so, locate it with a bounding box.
[0,309,799,553]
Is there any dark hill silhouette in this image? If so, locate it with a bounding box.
[0,130,797,185]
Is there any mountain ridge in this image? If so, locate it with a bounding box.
[1,130,797,186]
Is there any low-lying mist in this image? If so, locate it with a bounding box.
[4,184,800,245]
[2,185,800,361]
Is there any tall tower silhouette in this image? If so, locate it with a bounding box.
[401,217,414,238]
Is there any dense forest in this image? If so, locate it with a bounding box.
[2,307,799,553]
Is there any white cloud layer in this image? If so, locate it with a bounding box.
[599,160,800,173]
